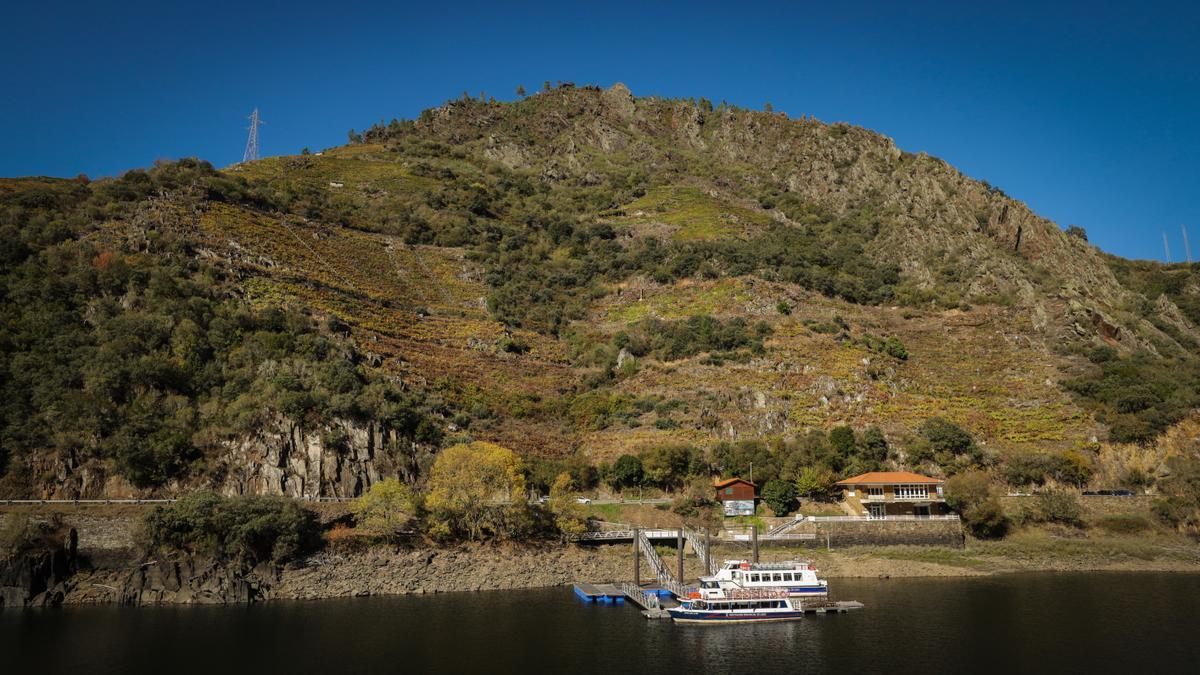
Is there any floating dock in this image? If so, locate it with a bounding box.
[572,582,625,605]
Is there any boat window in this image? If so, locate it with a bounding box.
[750,574,759,583]
[773,573,782,582]
[784,573,793,581]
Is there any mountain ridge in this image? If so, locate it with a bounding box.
[1,82,1198,500]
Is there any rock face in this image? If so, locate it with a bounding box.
[0,530,78,608]
[211,415,431,499]
[114,556,279,605]
[38,415,435,500]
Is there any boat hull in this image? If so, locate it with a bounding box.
[668,609,808,624]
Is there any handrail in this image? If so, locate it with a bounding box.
[766,519,802,536]
[682,527,716,575]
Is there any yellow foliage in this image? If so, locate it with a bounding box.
[548,471,588,536]
[351,478,415,539]
[426,441,527,540]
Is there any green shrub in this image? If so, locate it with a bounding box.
[144,492,320,565]
[1028,490,1083,526]
[963,498,1009,539]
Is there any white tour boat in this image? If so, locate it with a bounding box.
[668,560,829,623]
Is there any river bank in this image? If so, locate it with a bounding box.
[38,534,1200,607]
[4,507,1199,608]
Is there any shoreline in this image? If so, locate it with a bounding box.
[37,538,1200,608]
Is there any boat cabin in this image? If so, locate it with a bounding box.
[697,559,828,600]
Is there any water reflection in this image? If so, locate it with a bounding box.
[3,573,1200,674]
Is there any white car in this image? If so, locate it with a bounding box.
[575,497,592,504]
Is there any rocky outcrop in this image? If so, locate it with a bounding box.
[0,529,78,608]
[212,416,433,499]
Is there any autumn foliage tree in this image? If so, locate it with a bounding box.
[548,472,589,537]
[352,478,419,541]
[425,442,530,541]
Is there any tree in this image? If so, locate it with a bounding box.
[426,442,528,541]
[611,454,644,489]
[548,472,588,537]
[516,85,526,97]
[641,444,700,490]
[761,480,799,516]
[945,471,1008,539]
[913,417,983,470]
[945,471,991,513]
[1052,449,1094,487]
[860,426,888,465]
[794,466,836,501]
[1065,225,1088,241]
[352,478,417,540]
[829,426,856,468]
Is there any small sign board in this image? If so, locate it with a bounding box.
[723,499,755,517]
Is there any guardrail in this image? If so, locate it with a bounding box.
[806,515,960,522]
[0,499,177,505]
[0,496,361,505]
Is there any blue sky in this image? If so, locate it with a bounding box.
[2,1,1197,261]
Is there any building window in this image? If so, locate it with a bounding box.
[895,484,929,499]
[726,487,733,495]
[868,487,883,497]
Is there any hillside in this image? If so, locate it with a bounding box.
[2,83,1199,503]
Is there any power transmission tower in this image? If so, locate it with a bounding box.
[1163,231,1172,264]
[242,108,264,163]
[1182,224,1192,264]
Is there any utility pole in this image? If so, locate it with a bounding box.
[1183,225,1193,264]
[1163,231,1172,264]
[242,108,264,163]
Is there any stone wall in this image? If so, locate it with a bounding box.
[765,518,964,548]
[818,519,963,548]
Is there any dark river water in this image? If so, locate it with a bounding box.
[4,573,1200,674]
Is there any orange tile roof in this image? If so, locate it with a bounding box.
[713,477,756,488]
[835,471,943,485]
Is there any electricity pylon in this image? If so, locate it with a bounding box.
[242,108,264,163]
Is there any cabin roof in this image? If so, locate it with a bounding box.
[713,477,756,489]
[835,471,943,485]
